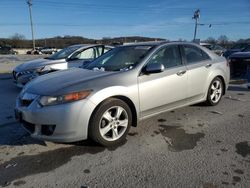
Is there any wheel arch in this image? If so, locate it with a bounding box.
[216,75,226,95]
[88,95,138,132]
[206,68,228,96]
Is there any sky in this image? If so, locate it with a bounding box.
[0,0,250,41]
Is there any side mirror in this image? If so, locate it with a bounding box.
[67,57,79,61]
[144,63,165,74]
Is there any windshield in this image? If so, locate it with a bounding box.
[86,45,154,71]
[46,45,82,60]
[243,45,250,52]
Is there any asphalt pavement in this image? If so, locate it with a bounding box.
[0,56,249,188]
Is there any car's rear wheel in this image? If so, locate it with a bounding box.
[205,77,224,106]
[89,98,132,147]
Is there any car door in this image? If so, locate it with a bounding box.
[67,47,96,68]
[181,44,212,102]
[138,45,188,117]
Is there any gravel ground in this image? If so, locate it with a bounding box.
[0,55,249,188]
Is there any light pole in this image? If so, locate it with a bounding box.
[192,9,200,41]
[27,0,35,50]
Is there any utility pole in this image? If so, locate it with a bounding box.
[192,9,200,41]
[27,0,35,50]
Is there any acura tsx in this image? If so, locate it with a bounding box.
[15,41,230,146]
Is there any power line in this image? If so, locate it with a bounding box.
[1,21,250,27]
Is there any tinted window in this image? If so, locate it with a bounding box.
[148,45,182,69]
[184,45,210,64]
[243,45,250,52]
[231,43,248,50]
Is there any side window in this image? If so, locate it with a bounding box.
[72,48,95,60]
[104,47,111,53]
[184,45,210,64]
[148,45,182,69]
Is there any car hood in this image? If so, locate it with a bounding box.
[229,52,250,59]
[227,49,241,53]
[25,68,115,96]
[14,58,66,71]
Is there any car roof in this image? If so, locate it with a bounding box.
[123,41,168,47]
[122,41,204,48]
[69,44,112,48]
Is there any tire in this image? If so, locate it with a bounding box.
[89,98,132,147]
[205,77,224,106]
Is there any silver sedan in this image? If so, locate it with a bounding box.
[15,42,230,147]
[13,44,112,87]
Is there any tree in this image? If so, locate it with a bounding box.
[9,33,26,48]
[217,35,229,45]
[205,37,217,44]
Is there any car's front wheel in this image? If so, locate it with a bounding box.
[89,98,132,147]
[205,77,224,106]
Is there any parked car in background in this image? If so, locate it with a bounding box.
[13,44,113,87]
[41,47,58,54]
[228,45,250,78]
[200,43,226,56]
[223,43,250,58]
[26,47,43,55]
[0,45,17,54]
[15,42,229,146]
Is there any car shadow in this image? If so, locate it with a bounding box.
[0,122,47,146]
[228,85,250,92]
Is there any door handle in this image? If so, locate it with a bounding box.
[205,64,212,68]
[177,70,186,76]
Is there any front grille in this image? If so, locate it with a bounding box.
[41,125,56,136]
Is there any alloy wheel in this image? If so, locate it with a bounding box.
[99,106,128,141]
[210,80,222,103]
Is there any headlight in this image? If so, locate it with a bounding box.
[36,66,51,74]
[39,90,92,106]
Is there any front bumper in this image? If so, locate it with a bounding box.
[15,95,96,143]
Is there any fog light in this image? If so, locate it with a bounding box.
[41,124,56,136]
